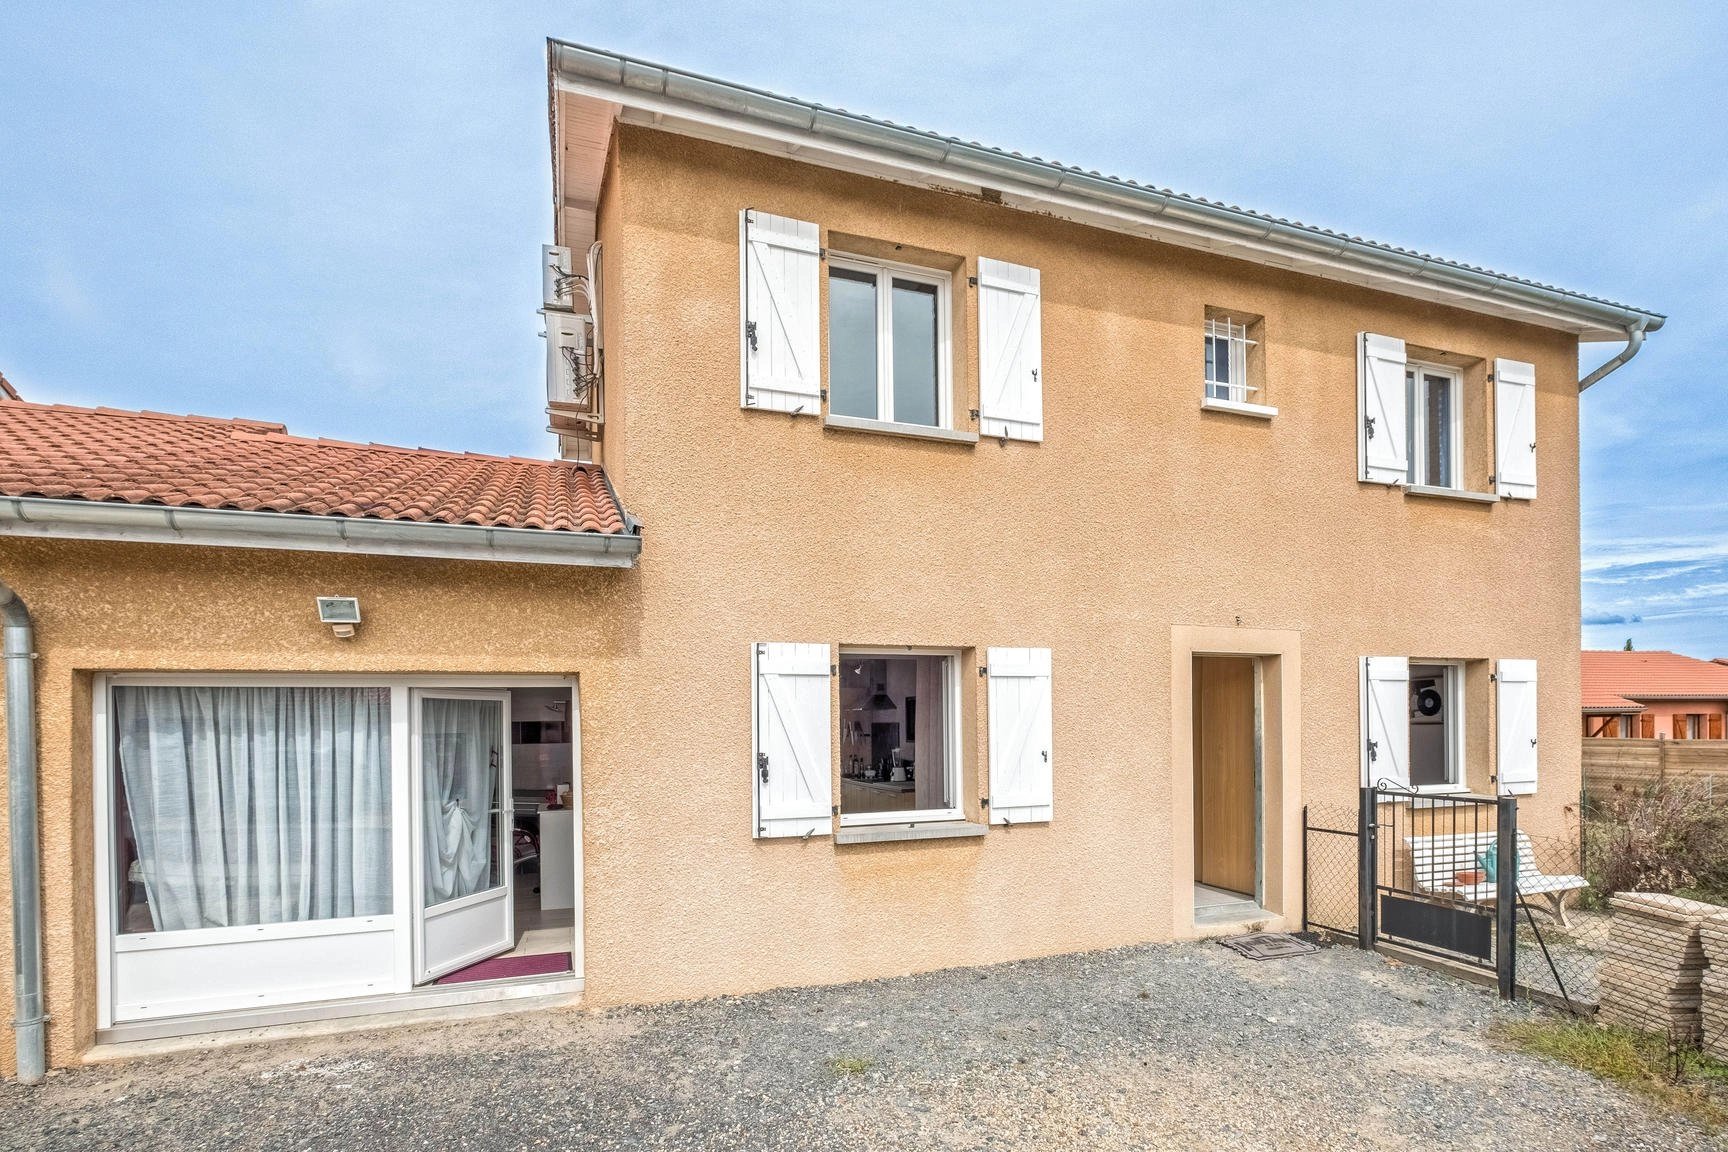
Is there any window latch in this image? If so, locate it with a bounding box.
[745,320,759,353]
[1364,415,1377,440]
[1367,739,1379,763]
[1030,368,1039,383]
[757,752,769,784]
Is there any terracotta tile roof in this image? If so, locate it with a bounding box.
[1580,650,1728,712]
[0,401,628,535]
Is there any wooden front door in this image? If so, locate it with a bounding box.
[1194,656,1257,897]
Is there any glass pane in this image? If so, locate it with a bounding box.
[828,268,878,419]
[1424,372,1453,488]
[839,655,951,815]
[1404,369,1418,484]
[1408,665,1452,788]
[890,279,940,427]
[113,686,393,934]
[421,697,506,908]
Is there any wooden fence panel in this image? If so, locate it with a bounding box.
[1583,738,1728,795]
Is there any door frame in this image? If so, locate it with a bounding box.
[93,672,584,1036]
[1169,627,1303,938]
[411,687,515,984]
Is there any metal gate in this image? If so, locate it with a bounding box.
[1304,787,1522,999]
[1367,786,1517,998]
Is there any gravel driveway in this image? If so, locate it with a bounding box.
[3,939,1721,1151]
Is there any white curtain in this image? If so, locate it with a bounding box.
[115,686,392,933]
[915,656,947,810]
[420,697,503,907]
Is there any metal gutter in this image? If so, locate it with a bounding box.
[0,498,642,568]
[548,39,1664,343]
[1,579,45,1084]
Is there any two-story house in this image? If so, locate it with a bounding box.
[0,40,1662,1077]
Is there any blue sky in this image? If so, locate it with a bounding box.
[2,3,1725,653]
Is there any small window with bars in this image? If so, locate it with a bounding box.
[1204,315,1258,404]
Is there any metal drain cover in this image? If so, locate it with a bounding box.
[1218,932,1318,961]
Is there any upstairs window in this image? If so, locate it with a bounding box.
[1405,361,1462,489]
[828,257,952,429]
[1204,316,1256,404]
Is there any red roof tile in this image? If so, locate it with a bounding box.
[0,401,628,535]
[1580,650,1728,712]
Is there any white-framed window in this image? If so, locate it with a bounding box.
[827,256,953,429]
[1409,662,1465,791]
[838,648,962,826]
[1204,316,1257,404]
[1405,361,1463,488]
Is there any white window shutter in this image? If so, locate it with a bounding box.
[1496,658,1539,796]
[1494,358,1537,500]
[987,647,1053,824]
[978,259,1043,442]
[741,210,821,415]
[1358,333,1408,485]
[752,643,833,838]
[1361,656,1410,789]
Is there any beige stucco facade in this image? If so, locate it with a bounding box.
[0,113,1595,1074]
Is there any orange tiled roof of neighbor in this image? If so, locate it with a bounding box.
[1580,650,1728,711]
[0,400,628,535]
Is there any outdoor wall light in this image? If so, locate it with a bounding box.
[315,596,361,639]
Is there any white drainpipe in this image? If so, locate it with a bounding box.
[1,579,44,1084]
[1578,318,1649,392]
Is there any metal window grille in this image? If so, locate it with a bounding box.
[1204,317,1257,403]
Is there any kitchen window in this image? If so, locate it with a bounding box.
[838,649,961,825]
[828,257,952,430]
[1406,362,1462,488]
[1409,662,1464,791]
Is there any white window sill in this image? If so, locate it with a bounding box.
[834,821,988,845]
[824,414,978,445]
[1200,396,1277,419]
[1403,484,1498,505]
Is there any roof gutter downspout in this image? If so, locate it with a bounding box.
[1578,318,1649,392]
[0,580,44,1084]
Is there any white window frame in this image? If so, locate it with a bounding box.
[836,646,964,828]
[1408,660,1467,795]
[1204,316,1257,404]
[1405,360,1464,489]
[827,255,954,430]
[92,671,583,1033]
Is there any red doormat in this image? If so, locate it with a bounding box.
[436,951,572,985]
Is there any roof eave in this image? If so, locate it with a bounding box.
[0,496,641,568]
[548,39,1663,344]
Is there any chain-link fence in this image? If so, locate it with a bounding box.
[1302,803,1360,940]
[1517,783,1728,1061]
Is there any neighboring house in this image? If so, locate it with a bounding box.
[0,40,1663,1077]
[1581,650,1728,740]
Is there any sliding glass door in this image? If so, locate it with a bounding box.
[412,690,514,982]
